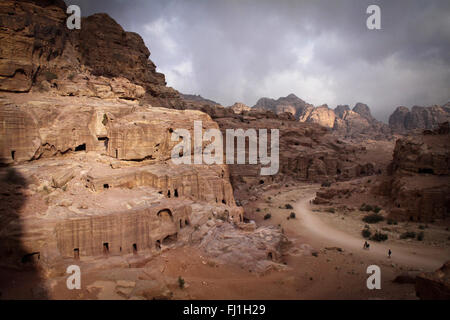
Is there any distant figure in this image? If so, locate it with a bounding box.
[363,241,369,250]
[388,249,392,258]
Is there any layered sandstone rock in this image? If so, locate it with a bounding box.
[389,104,450,133]
[205,107,376,204]
[415,261,450,300]
[229,102,251,114]
[0,94,250,273]
[299,104,336,129]
[253,93,313,119]
[0,0,180,106]
[199,223,288,273]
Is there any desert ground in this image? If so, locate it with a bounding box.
[3,183,447,300]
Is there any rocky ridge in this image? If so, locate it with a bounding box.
[252,94,391,140]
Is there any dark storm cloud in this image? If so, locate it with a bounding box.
[67,0,450,121]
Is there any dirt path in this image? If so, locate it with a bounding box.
[294,192,446,271]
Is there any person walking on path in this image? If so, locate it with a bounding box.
[388,249,392,258]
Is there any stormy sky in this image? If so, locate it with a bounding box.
[67,0,450,121]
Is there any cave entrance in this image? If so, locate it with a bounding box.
[157,209,173,222]
[162,233,177,246]
[21,252,40,264]
[103,184,109,189]
[75,143,86,152]
[98,137,109,150]
[174,189,179,198]
[132,243,137,254]
[267,252,273,261]
[11,150,15,161]
[103,243,109,255]
[74,248,80,260]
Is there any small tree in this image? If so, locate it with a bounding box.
[370,232,388,242]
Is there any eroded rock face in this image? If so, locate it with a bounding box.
[299,105,336,129]
[205,107,376,204]
[199,223,288,272]
[415,261,450,300]
[0,94,249,273]
[0,95,216,164]
[0,0,180,105]
[383,123,450,222]
[229,102,251,114]
[389,104,450,133]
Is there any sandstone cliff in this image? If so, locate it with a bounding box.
[381,122,450,222]
[389,104,450,134]
[0,0,180,107]
[252,94,391,140]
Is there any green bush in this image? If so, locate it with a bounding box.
[178,276,185,289]
[360,204,382,213]
[417,232,424,241]
[362,213,384,224]
[289,212,296,219]
[264,213,272,220]
[370,232,388,242]
[362,228,371,238]
[326,207,335,213]
[400,231,416,239]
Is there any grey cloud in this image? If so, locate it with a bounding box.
[68,0,450,121]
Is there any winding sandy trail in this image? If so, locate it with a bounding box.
[294,193,447,271]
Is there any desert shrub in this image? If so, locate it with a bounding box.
[178,276,185,289]
[68,73,76,81]
[370,232,388,242]
[285,204,293,209]
[418,225,428,230]
[362,228,371,238]
[321,181,331,187]
[373,206,382,214]
[362,213,384,224]
[400,231,416,239]
[264,213,272,220]
[289,212,296,219]
[417,232,424,241]
[326,207,335,213]
[387,219,398,225]
[102,114,108,126]
[360,204,373,212]
[43,71,58,82]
